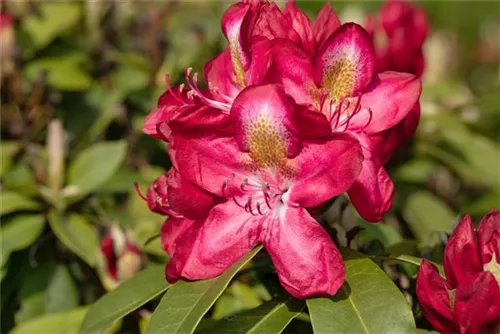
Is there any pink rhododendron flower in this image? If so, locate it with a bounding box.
[98,225,146,291]
[416,210,500,334]
[366,0,429,77]
[272,22,421,221]
[163,84,363,298]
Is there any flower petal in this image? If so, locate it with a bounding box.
[455,271,500,334]
[245,37,274,86]
[253,2,301,44]
[477,209,500,266]
[222,2,257,87]
[312,2,341,50]
[165,201,260,283]
[347,159,394,222]
[315,23,376,99]
[283,0,315,55]
[271,39,317,106]
[204,49,241,101]
[348,71,422,134]
[160,217,195,257]
[167,168,221,220]
[169,134,248,198]
[416,260,457,334]
[231,84,302,164]
[262,206,344,298]
[368,103,420,164]
[289,132,363,208]
[444,215,483,288]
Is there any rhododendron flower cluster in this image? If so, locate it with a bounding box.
[416,210,500,334]
[141,0,422,298]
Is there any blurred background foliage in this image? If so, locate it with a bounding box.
[0,1,499,333]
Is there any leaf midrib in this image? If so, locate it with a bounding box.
[343,285,370,334]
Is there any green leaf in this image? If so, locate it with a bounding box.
[45,265,79,314]
[0,191,41,216]
[212,281,263,320]
[199,296,305,334]
[404,191,456,243]
[80,265,170,334]
[358,222,403,247]
[1,214,45,268]
[146,246,262,334]
[12,307,88,334]
[65,141,127,199]
[22,2,81,51]
[48,212,99,267]
[307,248,416,334]
[0,141,21,179]
[24,54,92,91]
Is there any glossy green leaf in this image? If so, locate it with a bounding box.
[48,212,99,267]
[80,265,170,334]
[65,141,127,198]
[12,307,88,334]
[1,214,45,268]
[0,191,41,216]
[404,191,456,243]
[22,2,81,50]
[358,222,403,247]
[146,246,262,334]
[46,265,79,314]
[307,248,416,334]
[199,296,305,334]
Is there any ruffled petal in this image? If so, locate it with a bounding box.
[165,201,260,283]
[271,39,317,106]
[312,2,341,50]
[161,217,195,257]
[169,134,249,198]
[283,0,315,55]
[444,215,483,288]
[348,71,422,134]
[166,168,221,220]
[368,103,420,164]
[455,271,500,334]
[245,37,274,86]
[231,84,302,161]
[252,2,301,44]
[416,260,457,334]
[203,49,241,101]
[289,132,363,208]
[477,209,500,266]
[347,160,394,222]
[261,206,344,298]
[315,23,375,99]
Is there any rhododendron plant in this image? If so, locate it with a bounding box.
[140,0,424,298]
[416,210,500,334]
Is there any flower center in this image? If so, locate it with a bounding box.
[322,58,356,101]
[227,177,286,216]
[230,40,247,88]
[483,253,500,286]
[247,114,288,168]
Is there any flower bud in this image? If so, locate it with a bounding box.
[416,209,500,334]
[98,225,146,291]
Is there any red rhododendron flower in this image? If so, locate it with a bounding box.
[416,210,500,334]
[98,225,146,291]
[272,22,421,221]
[163,84,363,298]
[366,0,429,77]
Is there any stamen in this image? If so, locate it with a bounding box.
[184,68,231,112]
[134,182,147,201]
